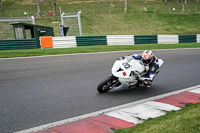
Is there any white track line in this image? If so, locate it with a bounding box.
[15,84,200,133]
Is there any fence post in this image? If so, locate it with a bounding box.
[77,11,82,36]
[61,12,64,26]
[31,16,35,24]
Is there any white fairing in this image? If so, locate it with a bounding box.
[112,58,145,79]
[111,57,164,89]
[158,59,164,67]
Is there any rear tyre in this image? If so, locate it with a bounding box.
[97,76,119,93]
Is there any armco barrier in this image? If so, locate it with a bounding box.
[52,36,76,48]
[51,34,199,48]
[197,34,200,43]
[158,35,178,44]
[134,35,157,44]
[107,35,134,45]
[179,35,197,43]
[76,36,107,46]
[1,34,199,50]
[0,39,38,50]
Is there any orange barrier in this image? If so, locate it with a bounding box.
[40,36,53,48]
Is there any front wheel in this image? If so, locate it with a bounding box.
[97,76,119,93]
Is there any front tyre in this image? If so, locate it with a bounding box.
[97,76,119,93]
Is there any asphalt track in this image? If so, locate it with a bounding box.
[1,49,200,133]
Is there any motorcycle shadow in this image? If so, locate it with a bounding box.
[107,86,151,94]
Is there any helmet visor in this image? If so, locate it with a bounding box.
[142,58,152,65]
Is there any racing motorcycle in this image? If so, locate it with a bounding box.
[97,56,164,93]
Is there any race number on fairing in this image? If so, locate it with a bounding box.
[122,62,130,69]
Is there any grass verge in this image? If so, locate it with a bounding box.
[115,103,200,133]
[0,43,200,58]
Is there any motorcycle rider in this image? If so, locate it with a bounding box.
[120,50,159,87]
[132,50,159,87]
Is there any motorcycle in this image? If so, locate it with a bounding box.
[97,56,164,93]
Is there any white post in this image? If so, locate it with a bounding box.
[61,12,65,25]
[31,16,35,24]
[59,7,62,16]
[77,11,82,36]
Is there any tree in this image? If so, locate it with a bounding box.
[124,0,127,12]
[110,0,113,5]
[0,0,2,8]
[53,0,56,16]
[180,0,185,13]
[36,0,40,16]
[184,0,187,4]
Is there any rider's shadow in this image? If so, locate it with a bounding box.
[102,83,164,97]
[106,86,152,95]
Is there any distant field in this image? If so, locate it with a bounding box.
[0,0,200,39]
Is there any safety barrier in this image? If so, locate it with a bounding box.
[0,39,38,50]
[134,35,157,44]
[76,36,107,46]
[107,35,134,45]
[52,36,76,48]
[49,34,199,48]
[158,35,179,44]
[179,35,197,43]
[1,34,199,50]
[197,34,200,43]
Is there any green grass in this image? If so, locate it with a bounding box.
[115,103,200,133]
[0,43,200,58]
[0,0,200,38]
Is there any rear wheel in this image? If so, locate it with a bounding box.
[97,76,119,93]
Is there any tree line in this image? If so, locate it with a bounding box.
[0,0,199,15]
[0,0,2,8]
